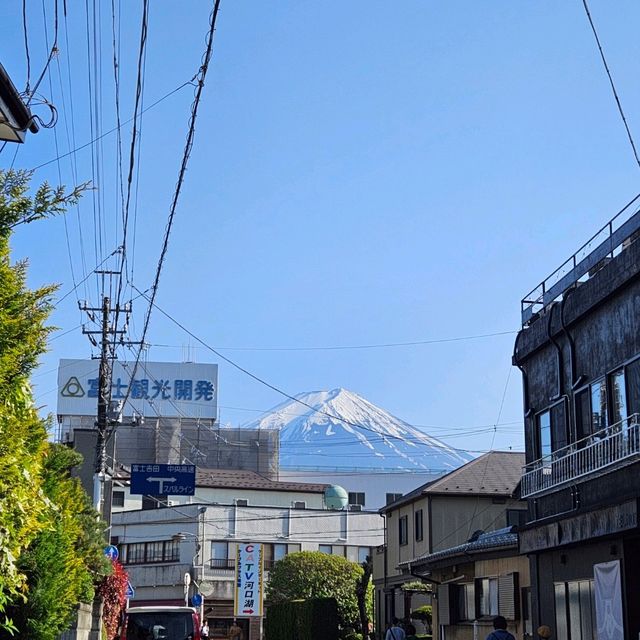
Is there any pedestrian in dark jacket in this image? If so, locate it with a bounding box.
[486,616,515,640]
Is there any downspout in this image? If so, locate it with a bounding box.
[512,332,530,416]
[382,513,388,626]
[546,303,564,400]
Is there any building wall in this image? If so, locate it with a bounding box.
[112,503,384,618]
[111,484,327,513]
[431,554,530,640]
[429,495,523,552]
[374,493,526,635]
[514,233,640,638]
[279,469,442,511]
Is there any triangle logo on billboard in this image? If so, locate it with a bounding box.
[61,376,85,398]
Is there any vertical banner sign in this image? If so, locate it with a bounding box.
[595,560,624,640]
[234,543,264,618]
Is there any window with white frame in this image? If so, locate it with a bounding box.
[476,577,498,617]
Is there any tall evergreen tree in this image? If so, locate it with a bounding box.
[0,170,105,636]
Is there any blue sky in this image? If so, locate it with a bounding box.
[2,1,640,455]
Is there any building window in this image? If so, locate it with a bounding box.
[399,515,408,546]
[348,492,365,507]
[263,543,288,570]
[386,493,402,505]
[415,509,424,542]
[476,577,498,617]
[211,541,234,569]
[555,580,596,640]
[575,387,592,442]
[611,369,628,426]
[591,378,608,433]
[121,540,179,565]
[537,410,552,459]
[319,544,332,554]
[458,583,475,621]
[358,547,371,564]
[112,490,125,507]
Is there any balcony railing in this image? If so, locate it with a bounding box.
[521,413,640,498]
[520,196,640,327]
[209,558,235,570]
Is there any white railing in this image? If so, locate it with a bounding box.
[521,414,640,497]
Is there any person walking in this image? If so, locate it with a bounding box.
[228,619,243,640]
[385,618,406,640]
[200,621,209,639]
[485,616,515,640]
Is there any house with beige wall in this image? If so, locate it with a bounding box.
[401,528,531,640]
[373,451,525,634]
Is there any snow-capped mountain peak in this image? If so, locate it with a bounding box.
[241,388,472,471]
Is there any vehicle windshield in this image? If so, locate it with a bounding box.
[126,611,194,640]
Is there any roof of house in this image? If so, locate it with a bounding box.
[380,451,525,513]
[0,63,38,133]
[195,468,330,493]
[399,527,519,570]
[115,466,330,493]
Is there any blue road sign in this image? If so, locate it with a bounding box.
[125,581,135,599]
[191,593,203,607]
[130,463,196,496]
[104,545,119,561]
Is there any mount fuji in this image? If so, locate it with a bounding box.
[241,388,473,472]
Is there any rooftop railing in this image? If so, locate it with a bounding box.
[521,413,640,498]
[521,194,640,327]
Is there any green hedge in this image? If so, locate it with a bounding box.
[265,597,338,640]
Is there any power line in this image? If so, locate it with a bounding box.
[22,0,32,93]
[581,0,640,172]
[122,0,222,411]
[133,286,447,445]
[148,329,518,353]
[31,78,196,172]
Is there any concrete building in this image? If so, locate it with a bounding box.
[514,199,640,638]
[112,470,384,640]
[373,452,526,633]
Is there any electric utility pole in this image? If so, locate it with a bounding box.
[80,285,133,522]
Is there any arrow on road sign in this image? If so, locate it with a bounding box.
[146,476,176,493]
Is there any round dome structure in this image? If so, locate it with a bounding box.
[324,484,348,510]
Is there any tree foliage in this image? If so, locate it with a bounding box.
[7,445,111,639]
[98,560,128,640]
[267,551,364,631]
[0,170,101,635]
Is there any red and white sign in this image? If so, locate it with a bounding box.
[234,543,264,618]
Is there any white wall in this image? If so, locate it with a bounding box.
[112,503,384,604]
[278,468,442,510]
[110,483,326,513]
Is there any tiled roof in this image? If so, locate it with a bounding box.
[380,451,524,513]
[424,451,524,495]
[399,527,518,569]
[116,467,329,493]
[195,468,328,493]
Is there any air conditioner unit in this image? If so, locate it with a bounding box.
[235,499,248,507]
[349,504,363,512]
[292,501,306,509]
[167,500,177,507]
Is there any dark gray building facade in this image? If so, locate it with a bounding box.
[514,199,640,640]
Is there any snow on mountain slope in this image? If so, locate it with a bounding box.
[241,388,473,471]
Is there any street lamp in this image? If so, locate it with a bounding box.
[173,512,206,623]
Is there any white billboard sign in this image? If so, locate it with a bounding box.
[57,359,218,419]
[234,543,264,618]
